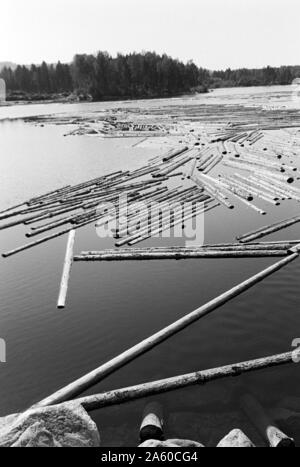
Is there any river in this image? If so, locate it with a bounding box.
[0,86,300,446]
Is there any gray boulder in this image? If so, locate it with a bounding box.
[139,439,204,447]
[0,403,100,447]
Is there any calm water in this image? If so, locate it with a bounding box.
[0,86,300,446]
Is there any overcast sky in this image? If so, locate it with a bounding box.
[1,0,299,69]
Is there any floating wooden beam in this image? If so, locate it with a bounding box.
[237,215,300,243]
[68,351,296,411]
[57,230,76,309]
[74,250,289,261]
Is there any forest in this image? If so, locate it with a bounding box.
[0,51,299,101]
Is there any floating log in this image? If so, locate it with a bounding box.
[0,201,27,216]
[0,211,50,231]
[257,169,294,184]
[218,177,253,201]
[34,249,300,407]
[79,242,295,254]
[237,215,300,243]
[162,147,189,162]
[223,161,295,184]
[191,174,234,210]
[241,394,295,447]
[54,351,296,411]
[233,174,281,205]
[153,156,193,178]
[74,250,288,261]
[2,211,104,258]
[57,230,76,309]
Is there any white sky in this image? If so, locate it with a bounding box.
[1,0,299,69]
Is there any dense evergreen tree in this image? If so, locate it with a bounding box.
[0,51,299,101]
[211,65,300,88]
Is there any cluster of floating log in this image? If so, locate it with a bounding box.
[26,102,300,139]
[1,146,221,257]
[2,134,300,256]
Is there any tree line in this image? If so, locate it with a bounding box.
[1,51,299,101]
[1,62,73,97]
[211,66,300,88]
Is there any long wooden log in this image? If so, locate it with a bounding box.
[257,174,300,200]
[162,147,189,162]
[0,211,50,231]
[248,176,288,200]
[79,244,293,254]
[34,249,300,407]
[191,175,234,210]
[57,230,76,309]
[54,351,296,411]
[2,210,105,258]
[218,179,266,215]
[74,250,288,261]
[0,201,27,216]
[233,174,280,205]
[237,216,300,243]
[218,177,253,201]
[154,156,193,178]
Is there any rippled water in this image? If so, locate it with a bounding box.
[0,86,300,446]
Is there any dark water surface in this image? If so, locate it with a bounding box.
[1,88,300,446]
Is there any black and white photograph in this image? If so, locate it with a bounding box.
[1,0,300,453]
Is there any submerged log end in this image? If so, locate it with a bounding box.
[139,402,164,443]
[2,252,11,258]
[267,426,295,448]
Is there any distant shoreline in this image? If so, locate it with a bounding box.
[2,88,209,106]
[0,82,296,108]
